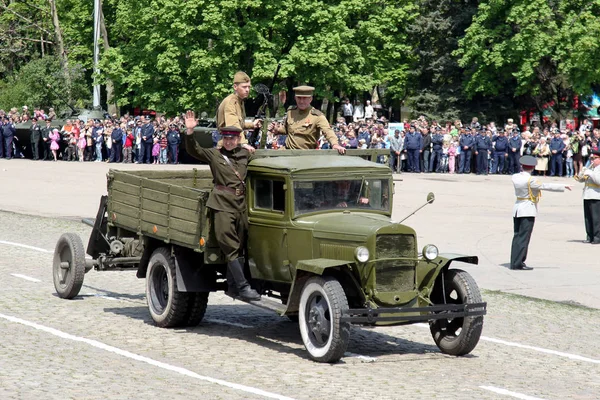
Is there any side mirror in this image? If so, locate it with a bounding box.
[427,192,435,204]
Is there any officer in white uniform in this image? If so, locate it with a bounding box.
[510,155,571,270]
[579,149,600,243]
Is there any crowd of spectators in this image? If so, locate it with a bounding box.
[0,106,182,163]
[2,103,600,177]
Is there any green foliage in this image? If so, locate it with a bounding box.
[456,0,600,118]
[0,56,89,113]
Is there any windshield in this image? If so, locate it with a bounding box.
[294,179,390,215]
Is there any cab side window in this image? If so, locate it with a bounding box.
[254,179,285,212]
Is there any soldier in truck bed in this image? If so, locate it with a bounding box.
[184,111,260,301]
[277,86,346,154]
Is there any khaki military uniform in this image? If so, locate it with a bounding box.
[184,134,253,261]
[279,106,339,149]
[216,93,253,146]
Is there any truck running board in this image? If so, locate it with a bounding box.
[226,294,286,315]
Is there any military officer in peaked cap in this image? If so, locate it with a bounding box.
[510,155,571,270]
[577,148,600,243]
[216,71,261,149]
[184,112,260,301]
[278,86,345,154]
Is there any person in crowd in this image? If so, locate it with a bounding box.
[1,116,16,159]
[123,128,134,163]
[159,132,168,164]
[510,155,571,270]
[184,111,260,301]
[448,139,457,174]
[167,124,180,164]
[278,86,345,154]
[41,119,53,160]
[404,125,422,172]
[140,116,154,163]
[429,128,444,173]
[507,129,522,174]
[565,139,574,178]
[353,100,364,122]
[421,128,432,172]
[458,128,475,174]
[440,141,450,173]
[492,129,508,174]
[134,119,143,163]
[533,137,550,176]
[341,98,353,124]
[49,128,60,161]
[389,129,402,173]
[29,117,41,160]
[110,123,124,163]
[364,100,374,120]
[578,149,600,244]
[572,132,584,177]
[475,129,492,175]
[152,136,160,164]
[77,129,86,162]
[549,130,566,176]
[92,119,104,162]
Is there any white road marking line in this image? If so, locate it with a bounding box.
[0,240,52,253]
[0,312,295,400]
[10,273,41,282]
[344,352,377,362]
[204,318,254,329]
[413,323,600,364]
[480,385,547,400]
[82,293,120,301]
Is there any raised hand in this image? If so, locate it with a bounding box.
[185,110,198,134]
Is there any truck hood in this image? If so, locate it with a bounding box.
[294,212,393,240]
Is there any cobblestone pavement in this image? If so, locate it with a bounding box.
[0,212,599,399]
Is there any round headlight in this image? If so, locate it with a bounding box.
[423,245,439,261]
[354,246,370,263]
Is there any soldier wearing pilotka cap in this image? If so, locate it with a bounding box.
[216,71,261,150]
[509,155,571,270]
[183,113,260,301]
[278,85,346,154]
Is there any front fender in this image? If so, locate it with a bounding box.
[417,253,479,295]
[283,258,362,315]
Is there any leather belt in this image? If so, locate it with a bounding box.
[214,185,245,196]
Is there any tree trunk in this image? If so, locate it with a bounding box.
[99,2,117,116]
[48,0,71,101]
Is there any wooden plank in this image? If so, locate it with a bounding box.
[111,214,140,232]
[141,198,167,215]
[111,181,140,196]
[142,187,168,204]
[140,210,198,235]
[109,201,139,219]
[170,194,200,211]
[170,204,199,222]
[110,191,140,208]
[169,216,200,235]
[112,171,145,186]
[141,210,170,226]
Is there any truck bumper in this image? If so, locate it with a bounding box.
[340,302,487,324]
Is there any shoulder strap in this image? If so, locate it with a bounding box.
[527,176,541,203]
[221,153,246,188]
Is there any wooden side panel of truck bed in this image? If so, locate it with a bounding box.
[106,169,214,250]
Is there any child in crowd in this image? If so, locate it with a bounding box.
[77,132,86,162]
[159,133,168,164]
[565,142,574,178]
[440,142,449,173]
[152,137,160,164]
[123,129,134,163]
[448,141,457,174]
[49,128,60,161]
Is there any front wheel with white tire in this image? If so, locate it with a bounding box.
[298,276,350,363]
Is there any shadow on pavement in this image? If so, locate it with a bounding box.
[103,303,442,361]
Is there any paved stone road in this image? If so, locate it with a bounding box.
[1,211,599,400]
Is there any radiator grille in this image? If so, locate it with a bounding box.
[375,234,416,292]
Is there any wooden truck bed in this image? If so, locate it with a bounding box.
[106,169,214,251]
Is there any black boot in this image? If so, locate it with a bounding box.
[227,258,260,301]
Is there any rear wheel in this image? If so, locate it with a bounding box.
[146,247,189,328]
[184,292,209,327]
[298,276,350,363]
[429,269,484,356]
[53,233,86,299]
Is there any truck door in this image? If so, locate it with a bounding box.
[247,177,291,282]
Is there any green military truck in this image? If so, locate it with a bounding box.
[53,151,486,363]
